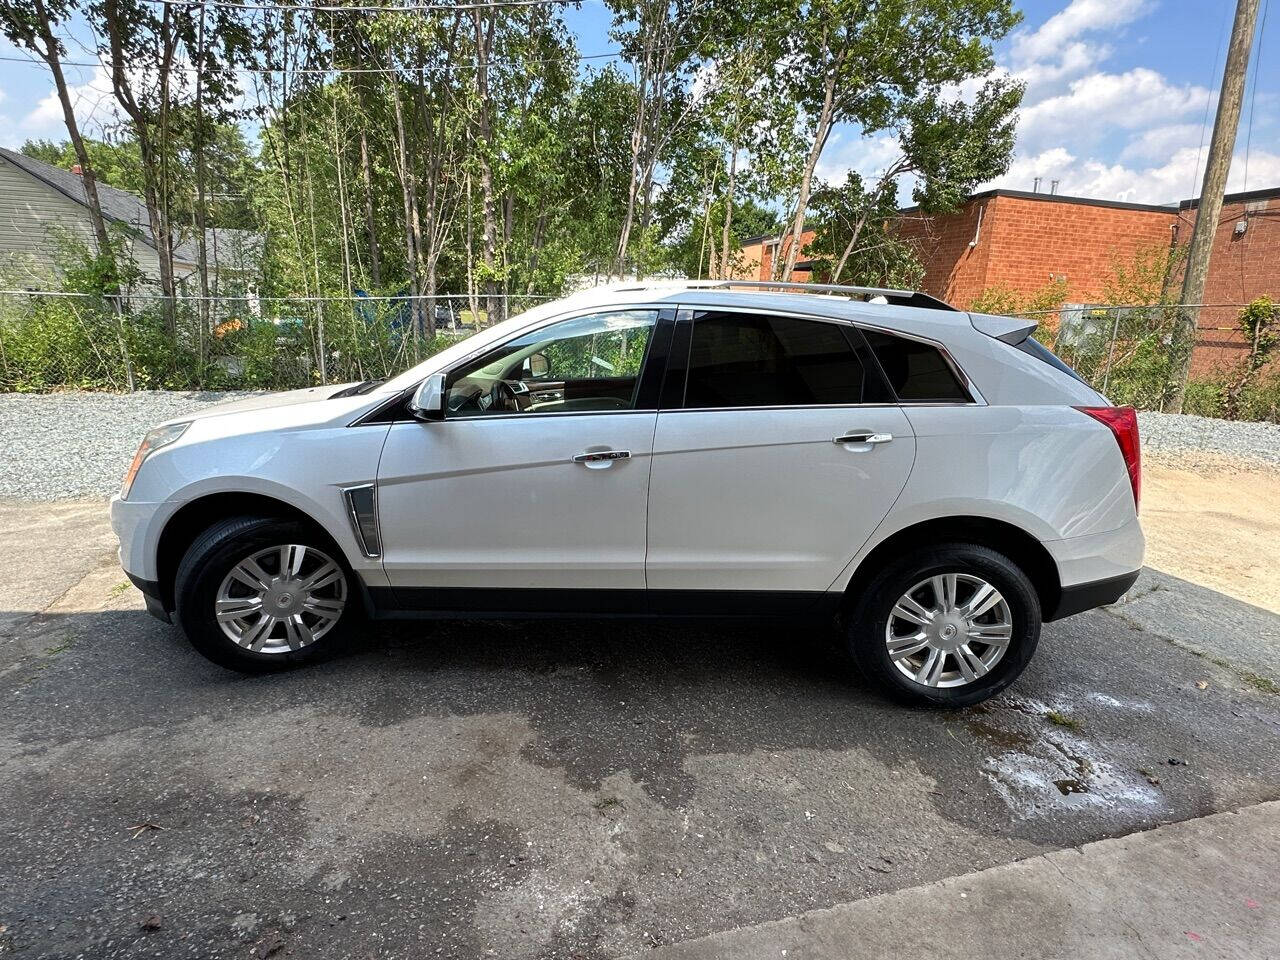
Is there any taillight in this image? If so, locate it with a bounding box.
[1075,406,1141,509]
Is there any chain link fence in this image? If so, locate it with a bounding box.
[1004,301,1278,419]
[2,291,1275,420]
[0,291,550,392]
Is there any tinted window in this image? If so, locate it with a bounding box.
[684,312,879,408]
[1016,335,1089,386]
[862,330,970,402]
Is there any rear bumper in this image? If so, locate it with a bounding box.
[1042,514,1143,621]
[1046,570,1139,621]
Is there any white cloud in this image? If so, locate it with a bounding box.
[963,0,1280,204]
[20,64,120,141]
[989,145,1280,204]
[1011,0,1151,64]
[1118,123,1205,163]
[1018,68,1212,146]
[814,132,904,187]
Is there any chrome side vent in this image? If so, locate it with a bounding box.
[343,483,381,558]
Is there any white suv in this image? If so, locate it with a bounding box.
[110,282,1143,706]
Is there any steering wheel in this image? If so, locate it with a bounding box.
[491,379,522,412]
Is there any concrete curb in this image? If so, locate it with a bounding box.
[644,801,1280,960]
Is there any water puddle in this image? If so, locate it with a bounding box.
[962,695,1163,819]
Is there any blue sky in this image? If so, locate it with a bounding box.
[0,0,1274,205]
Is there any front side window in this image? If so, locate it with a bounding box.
[861,329,971,402]
[444,310,657,417]
[683,311,883,408]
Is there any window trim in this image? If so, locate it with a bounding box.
[665,304,983,413]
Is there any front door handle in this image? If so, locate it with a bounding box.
[572,450,631,463]
[833,432,893,445]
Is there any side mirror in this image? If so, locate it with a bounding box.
[408,373,446,421]
[528,352,550,379]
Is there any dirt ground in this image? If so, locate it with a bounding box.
[1143,461,1280,614]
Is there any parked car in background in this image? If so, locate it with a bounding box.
[110,281,1143,706]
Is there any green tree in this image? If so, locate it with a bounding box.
[768,0,1021,280]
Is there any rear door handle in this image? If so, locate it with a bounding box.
[833,432,893,445]
[572,450,631,463]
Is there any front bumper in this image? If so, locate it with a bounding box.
[125,570,171,622]
[110,494,164,582]
[111,495,172,621]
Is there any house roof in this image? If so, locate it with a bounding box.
[0,146,260,269]
[1177,184,1280,211]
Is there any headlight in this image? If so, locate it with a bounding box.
[121,422,190,500]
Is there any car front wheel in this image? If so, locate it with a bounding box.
[846,543,1041,706]
[174,516,355,672]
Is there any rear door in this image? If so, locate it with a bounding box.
[645,308,916,595]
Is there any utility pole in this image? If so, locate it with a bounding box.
[1167,0,1261,412]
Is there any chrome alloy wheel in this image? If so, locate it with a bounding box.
[885,573,1013,688]
[215,544,347,654]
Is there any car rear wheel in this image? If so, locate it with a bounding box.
[846,543,1040,706]
[175,516,356,672]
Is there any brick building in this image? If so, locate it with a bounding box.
[1170,187,1280,372]
[736,185,1280,374]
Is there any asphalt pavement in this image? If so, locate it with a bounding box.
[1,500,1279,959]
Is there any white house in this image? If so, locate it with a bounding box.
[0,146,261,292]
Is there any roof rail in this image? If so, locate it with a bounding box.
[605,279,958,312]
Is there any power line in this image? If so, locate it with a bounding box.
[149,0,583,12]
[0,46,636,76]
[0,289,551,301]
[1241,0,1270,194]
[1190,2,1232,197]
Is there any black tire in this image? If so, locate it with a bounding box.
[174,515,358,673]
[846,543,1041,707]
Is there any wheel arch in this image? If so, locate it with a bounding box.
[840,515,1061,619]
[155,491,352,612]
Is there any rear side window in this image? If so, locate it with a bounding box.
[862,329,970,402]
[1015,335,1090,386]
[684,312,888,408]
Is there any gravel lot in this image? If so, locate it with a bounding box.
[0,391,1275,501]
[0,391,253,501]
[1137,410,1280,469]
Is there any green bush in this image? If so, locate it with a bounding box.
[1180,374,1280,423]
[0,292,469,393]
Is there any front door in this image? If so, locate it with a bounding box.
[377,308,667,605]
[645,308,916,596]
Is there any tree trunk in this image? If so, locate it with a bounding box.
[472,8,504,326]
[390,82,431,345]
[358,126,382,289]
[102,0,179,332]
[719,140,740,279]
[30,0,114,280]
[781,58,841,282]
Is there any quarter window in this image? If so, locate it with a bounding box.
[861,329,970,402]
[683,312,884,408]
[444,310,657,416]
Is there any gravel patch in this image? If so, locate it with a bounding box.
[1138,411,1280,471]
[0,392,1275,502]
[0,391,251,501]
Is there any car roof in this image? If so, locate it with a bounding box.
[556,283,975,346]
